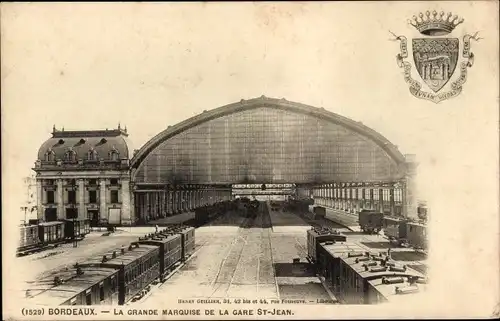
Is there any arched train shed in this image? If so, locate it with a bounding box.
[129,96,417,223]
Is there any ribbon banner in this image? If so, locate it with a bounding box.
[392,32,480,103]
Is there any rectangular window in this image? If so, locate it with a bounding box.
[394,189,403,202]
[111,276,117,293]
[47,191,55,203]
[68,190,76,204]
[89,179,97,185]
[110,178,118,185]
[85,292,92,305]
[111,190,119,203]
[99,284,105,301]
[89,190,97,203]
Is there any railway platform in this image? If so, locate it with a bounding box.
[16,203,426,306]
[141,204,334,305]
[321,207,361,232]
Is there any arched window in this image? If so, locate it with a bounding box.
[45,149,56,162]
[87,148,98,161]
[65,148,77,162]
[109,146,119,161]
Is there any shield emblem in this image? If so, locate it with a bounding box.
[412,38,459,92]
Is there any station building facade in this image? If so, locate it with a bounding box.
[33,96,419,226]
[34,125,133,226]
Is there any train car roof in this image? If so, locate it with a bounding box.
[406,221,427,227]
[341,254,425,280]
[308,227,344,237]
[319,241,366,257]
[329,245,424,280]
[138,233,181,245]
[175,226,195,233]
[80,244,158,267]
[359,211,383,215]
[368,276,428,304]
[38,221,65,226]
[383,216,405,222]
[25,266,117,306]
[157,225,194,232]
[319,241,424,280]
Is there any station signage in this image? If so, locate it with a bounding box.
[232,184,294,189]
[232,190,293,195]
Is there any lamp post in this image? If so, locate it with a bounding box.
[71,180,78,248]
[73,215,78,247]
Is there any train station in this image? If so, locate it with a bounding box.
[20,96,428,306]
[32,96,419,225]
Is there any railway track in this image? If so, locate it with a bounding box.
[261,202,279,299]
[208,202,279,299]
[209,210,253,297]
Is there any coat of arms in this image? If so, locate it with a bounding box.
[391,11,481,103]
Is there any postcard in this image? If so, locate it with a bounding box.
[2,2,498,319]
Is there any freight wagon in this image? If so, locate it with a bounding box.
[307,227,347,264]
[358,210,383,234]
[316,241,427,304]
[406,221,427,251]
[25,223,197,306]
[382,216,408,246]
[17,219,91,256]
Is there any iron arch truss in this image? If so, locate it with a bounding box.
[130,96,408,185]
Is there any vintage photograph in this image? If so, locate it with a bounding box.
[2,2,498,319]
[18,98,428,307]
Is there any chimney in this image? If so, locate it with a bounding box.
[112,251,117,258]
[102,255,108,263]
[121,248,125,254]
[53,276,62,286]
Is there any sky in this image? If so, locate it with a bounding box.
[2,1,498,208]
[1,2,499,313]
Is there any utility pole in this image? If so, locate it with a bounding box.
[73,216,78,248]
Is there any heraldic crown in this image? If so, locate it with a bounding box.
[408,11,464,36]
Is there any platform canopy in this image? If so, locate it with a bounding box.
[131,96,408,185]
